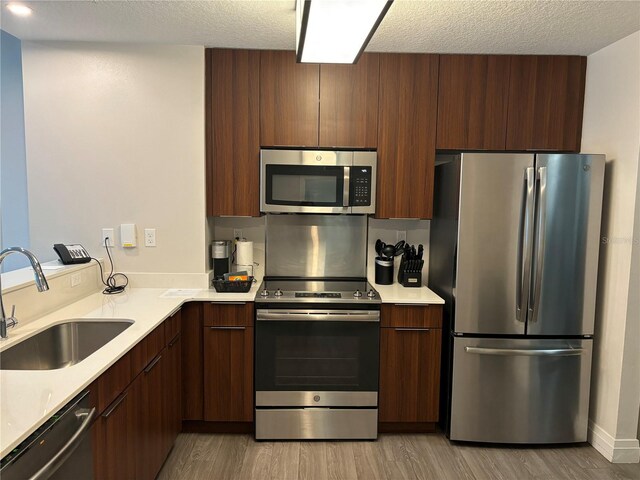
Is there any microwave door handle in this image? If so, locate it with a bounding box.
[343,167,350,207]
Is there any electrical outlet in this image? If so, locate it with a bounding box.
[144,228,156,247]
[71,272,82,287]
[102,228,115,247]
[397,230,407,243]
[233,229,243,240]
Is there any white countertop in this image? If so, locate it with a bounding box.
[0,283,260,458]
[367,279,445,305]
[0,276,441,458]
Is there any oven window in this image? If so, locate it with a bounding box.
[266,165,344,206]
[255,321,379,392]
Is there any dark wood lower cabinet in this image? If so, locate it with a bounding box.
[92,379,139,480]
[379,315,442,428]
[93,310,183,480]
[166,332,182,449]
[137,351,167,480]
[203,326,254,422]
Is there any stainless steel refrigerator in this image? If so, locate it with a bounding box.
[429,153,605,444]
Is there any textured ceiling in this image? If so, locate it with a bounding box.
[1,0,639,55]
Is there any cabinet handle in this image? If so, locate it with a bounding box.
[209,326,246,330]
[393,304,428,307]
[394,328,431,332]
[102,392,128,418]
[210,302,246,305]
[168,333,181,347]
[144,354,162,373]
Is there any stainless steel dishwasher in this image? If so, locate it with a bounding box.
[0,390,96,480]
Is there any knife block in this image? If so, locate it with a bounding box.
[398,257,423,287]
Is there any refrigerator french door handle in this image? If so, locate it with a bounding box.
[529,167,548,322]
[516,167,536,322]
[464,346,584,357]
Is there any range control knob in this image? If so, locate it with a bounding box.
[274,289,284,297]
[353,289,363,298]
[367,289,376,298]
[260,289,270,297]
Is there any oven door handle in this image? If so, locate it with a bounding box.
[256,311,380,322]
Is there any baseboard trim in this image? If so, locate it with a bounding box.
[588,421,640,463]
[379,422,438,433]
[182,420,254,434]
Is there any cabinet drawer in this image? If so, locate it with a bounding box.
[165,309,181,344]
[129,323,165,377]
[204,302,254,327]
[91,352,133,415]
[381,304,442,328]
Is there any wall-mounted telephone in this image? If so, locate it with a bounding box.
[53,244,91,265]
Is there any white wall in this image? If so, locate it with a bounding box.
[581,30,640,463]
[21,42,207,287]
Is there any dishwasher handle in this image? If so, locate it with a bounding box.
[29,407,96,480]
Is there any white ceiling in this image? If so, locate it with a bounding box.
[1,0,639,55]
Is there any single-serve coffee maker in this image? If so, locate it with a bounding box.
[211,240,232,279]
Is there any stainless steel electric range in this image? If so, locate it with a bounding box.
[254,279,380,440]
[255,215,380,440]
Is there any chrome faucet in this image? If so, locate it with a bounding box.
[0,247,50,339]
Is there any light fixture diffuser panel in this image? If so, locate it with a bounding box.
[297,0,392,64]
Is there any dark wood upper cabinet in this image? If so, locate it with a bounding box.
[319,53,380,148]
[376,53,439,219]
[260,50,320,147]
[506,55,587,152]
[437,55,511,150]
[206,48,261,216]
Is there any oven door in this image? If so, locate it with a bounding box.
[255,309,380,407]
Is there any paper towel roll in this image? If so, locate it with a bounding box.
[236,239,254,266]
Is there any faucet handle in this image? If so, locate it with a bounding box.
[7,305,17,328]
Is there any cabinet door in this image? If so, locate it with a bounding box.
[204,301,254,327]
[319,53,379,148]
[93,377,140,480]
[207,48,261,216]
[377,53,439,219]
[437,55,510,150]
[203,326,254,421]
[181,302,203,420]
[506,55,587,151]
[260,50,319,147]
[165,333,182,452]
[379,327,442,423]
[136,351,167,480]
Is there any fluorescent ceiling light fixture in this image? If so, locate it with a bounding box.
[296,0,393,64]
[6,3,33,16]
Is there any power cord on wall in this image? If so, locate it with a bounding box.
[90,237,129,294]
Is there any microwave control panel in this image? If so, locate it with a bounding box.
[349,167,372,206]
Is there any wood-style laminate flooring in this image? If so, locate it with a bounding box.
[157,433,640,480]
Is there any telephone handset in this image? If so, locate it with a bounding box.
[53,244,92,265]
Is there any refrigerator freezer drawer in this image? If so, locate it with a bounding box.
[450,337,592,444]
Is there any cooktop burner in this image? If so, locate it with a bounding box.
[255,279,380,304]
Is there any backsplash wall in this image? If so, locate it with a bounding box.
[208,216,430,285]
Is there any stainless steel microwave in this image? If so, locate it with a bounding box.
[260,149,377,214]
